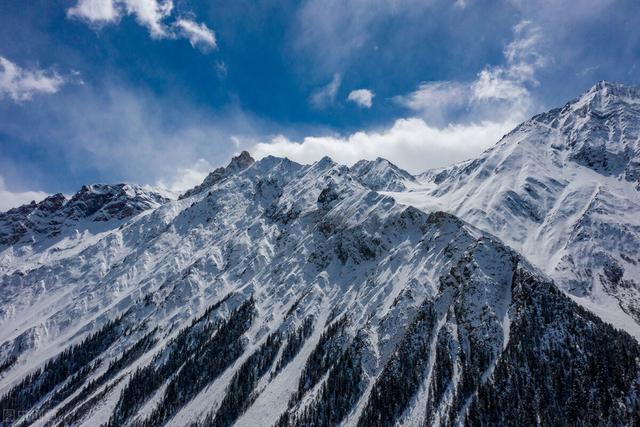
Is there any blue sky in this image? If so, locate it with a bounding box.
[1,0,639,209]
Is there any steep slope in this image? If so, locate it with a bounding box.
[389,81,640,336]
[1,152,639,426]
[0,184,169,278]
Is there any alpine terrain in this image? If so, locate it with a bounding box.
[1,81,639,426]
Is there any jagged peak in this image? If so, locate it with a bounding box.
[569,80,640,112]
[0,182,168,246]
[350,157,416,192]
[352,157,413,176]
[315,155,338,169]
[251,155,303,177]
[589,80,637,94]
[0,183,168,218]
[179,151,256,199]
[63,183,168,219]
[227,150,255,172]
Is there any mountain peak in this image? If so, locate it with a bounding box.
[350,157,416,191]
[227,150,255,172]
[0,183,167,246]
[571,80,640,112]
[65,183,168,221]
[317,155,336,167]
[179,151,256,200]
[590,80,636,93]
[514,80,640,183]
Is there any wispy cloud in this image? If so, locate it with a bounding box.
[453,0,468,9]
[175,19,217,50]
[347,89,374,108]
[472,20,546,102]
[0,80,267,193]
[395,81,468,125]
[396,20,547,125]
[155,158,214,192]
[310,73,341,109]
[67,0,216,50]
[252,20,548,173]
[0,57,67,101]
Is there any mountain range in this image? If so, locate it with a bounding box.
[1,81,639,426]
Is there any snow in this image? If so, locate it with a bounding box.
[385,82,640,338]
[1,80,639,425]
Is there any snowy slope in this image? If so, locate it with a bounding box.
[389,81,640,337]
[350,158,417,191]
[0,82,639,427]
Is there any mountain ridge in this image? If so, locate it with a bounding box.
[389,80,640,337]
[0,81,639,426]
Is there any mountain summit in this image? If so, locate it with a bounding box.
[391,81,640,336]
[535,80,640,184]
[179,150,256,199]
[0,183,168,247]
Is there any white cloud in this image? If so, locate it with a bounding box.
[155,158,213,192]
[252,20,548,174]
[67,0,119,22]
[471,69,529,101]
[0,176,48,212]
[397,20,546,125]
[395,81,468,124]
[123,0,173,38]
[175,19,217,49]
[310,73,341,108]
[67,0,216,50]
[453,0,468,9]
[251,117,516,174]
[69,0,172,37]
[347,89,374,108]
[0,57,66,101]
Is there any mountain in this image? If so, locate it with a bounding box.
[350,157,416,191]
[389,81,640,337]
[0,83,640,426]
[0,184,168,249]
[178,151,255,200]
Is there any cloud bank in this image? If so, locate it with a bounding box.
[252,118,514,174]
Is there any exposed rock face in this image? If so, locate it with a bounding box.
[350,157,416,191]
[178,150,255,199]
[0,184,168,247]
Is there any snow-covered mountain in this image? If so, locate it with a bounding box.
[178,151,255,200]
[1,82,640,427]
[390,81,640,337]
[0,184,169,246]
[350,158,417,192]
